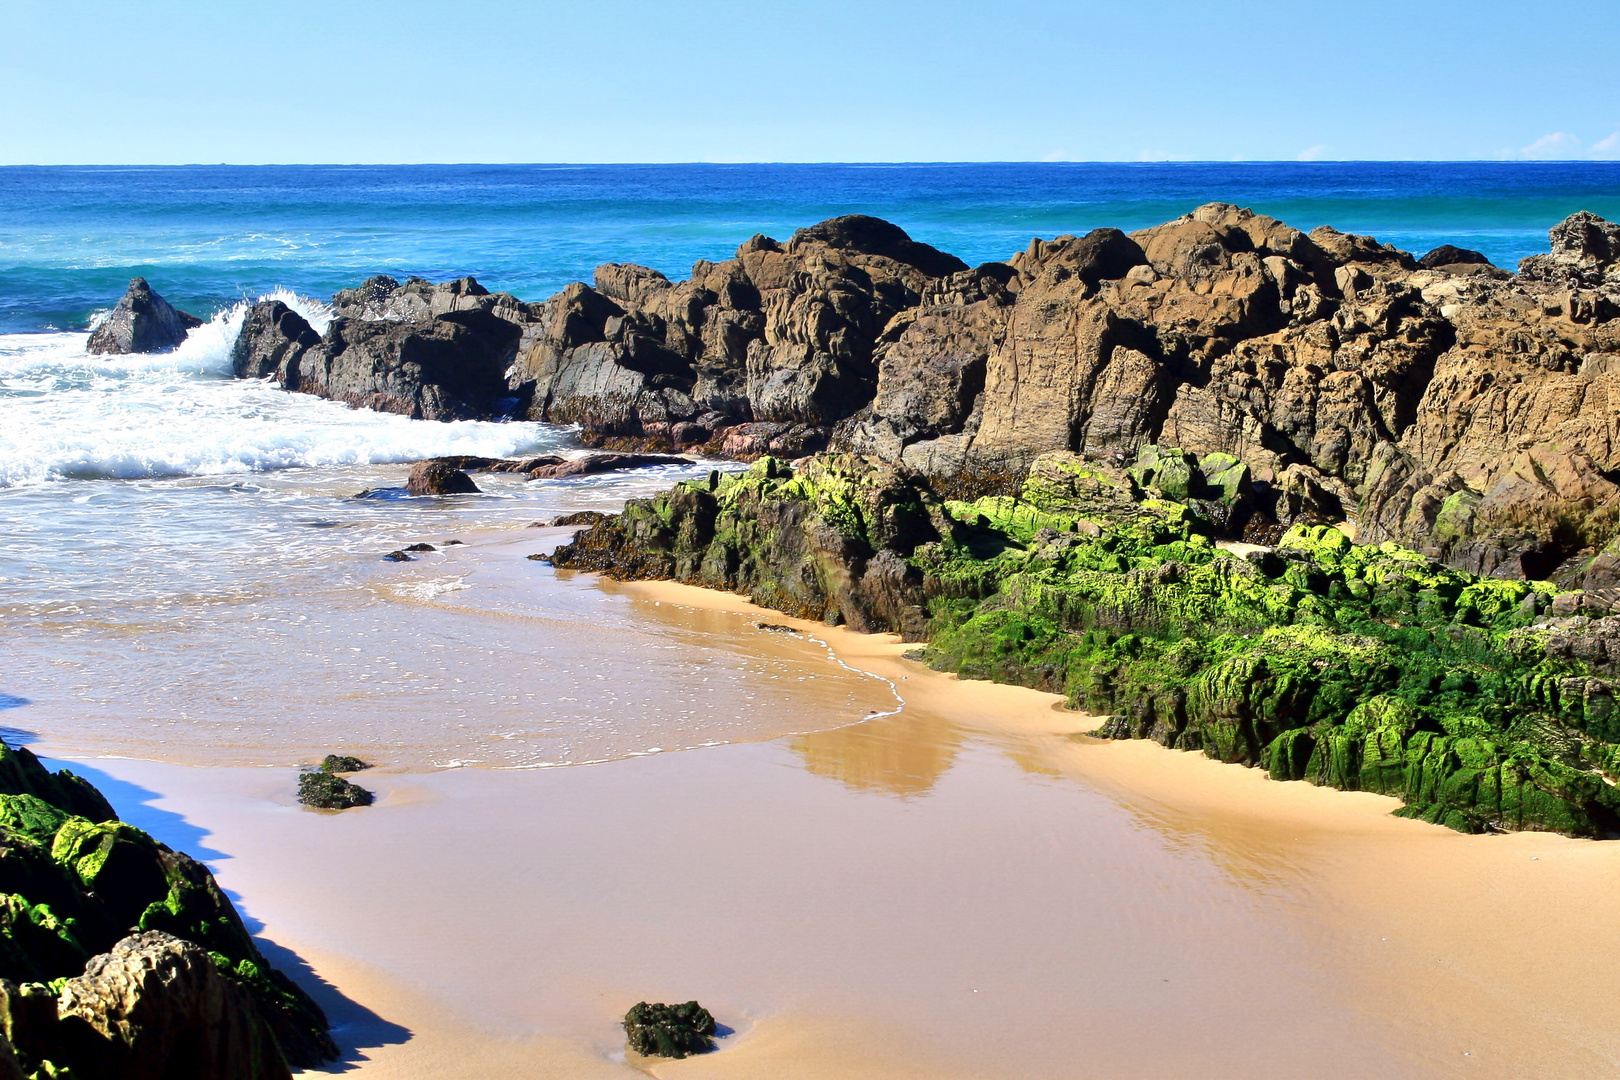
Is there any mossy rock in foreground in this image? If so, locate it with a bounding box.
[296,772,372,810]
[623,1000,717,1058]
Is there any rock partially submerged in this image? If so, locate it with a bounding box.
[623,1000,717,1059]
[87,278,202,355]
[406,460,480,496]
[320,755,370,773]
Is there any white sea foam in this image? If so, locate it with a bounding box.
[0,290,556,487]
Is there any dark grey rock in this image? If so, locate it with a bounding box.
[87,279,202,355]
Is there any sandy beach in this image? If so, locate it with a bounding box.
[33,560,1620,1079]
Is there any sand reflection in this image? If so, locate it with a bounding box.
[790,710,963,797]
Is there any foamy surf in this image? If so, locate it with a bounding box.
[0,291,560,487]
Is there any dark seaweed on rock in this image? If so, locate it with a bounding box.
[0,743,336,1077]
[623,1000,717,1059]
[297,771,372,810]
[319,755,370,774]
[556,449,1620,838]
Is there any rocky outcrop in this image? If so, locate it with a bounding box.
[231,207,1620,586]
[87,279,201,355]
[556,449,1620,837]
[842,205,1620,587]
[231,276,525,420]
[0,744,335,1076]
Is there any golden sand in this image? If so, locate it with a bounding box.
[58,574,1620,1078]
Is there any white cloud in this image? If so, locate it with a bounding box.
[1042,149,1069,162]
[1519,131,1584,159]
[1297,145,1328,161]
[1592,132,1620,158]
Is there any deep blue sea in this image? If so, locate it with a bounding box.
[4,161,1620,335]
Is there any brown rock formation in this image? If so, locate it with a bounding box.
[229,206,1620,584]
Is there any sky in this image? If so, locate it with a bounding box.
[3,0,1618,165]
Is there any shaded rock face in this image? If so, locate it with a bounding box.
[622,1000,716,1059]
[86,279,202,355]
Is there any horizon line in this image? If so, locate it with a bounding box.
[4,159,1620,169]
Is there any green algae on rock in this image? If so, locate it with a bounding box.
[297,770,373,810]
[0,743,336,1077]
[623,1000,717,1058]
[555,448,1620,838]
[319,755,370,774]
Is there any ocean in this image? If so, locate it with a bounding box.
[2,161,1618,766]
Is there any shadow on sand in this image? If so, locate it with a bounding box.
[36,754,412,1071]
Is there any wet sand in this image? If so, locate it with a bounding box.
[41,574,1620,1078]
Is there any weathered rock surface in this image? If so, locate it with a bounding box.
[527,453,691,480]
[87,279,202,355]
[235,207,1620,586]
[297,770,372,810]
[52,932,289,1080]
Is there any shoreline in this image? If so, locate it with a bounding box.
[40,569,1620,1078]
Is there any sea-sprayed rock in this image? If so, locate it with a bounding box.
[0,744,336,1075]
[557,449,1620,838]
[87,279,202,355]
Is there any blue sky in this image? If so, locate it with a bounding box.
[5,0,1618,164]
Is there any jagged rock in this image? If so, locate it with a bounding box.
[382,550,413,562]
[231,301,320,379]
[320,755,369,773]
[236,207,1620,586]
[233,277,527,420]
[551,511,608,527]
[406,460,481,495]
[51,932,290,1080]
[86,279,202,355]
[623,1001,716,1059]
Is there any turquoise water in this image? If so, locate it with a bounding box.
[4,162,1619,334]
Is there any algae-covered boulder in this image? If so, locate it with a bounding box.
[297,771,372,810]
[320,755,370,774]
[623,1000,717,1059]
[553,454,953,639]
[0,745,338,1075]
